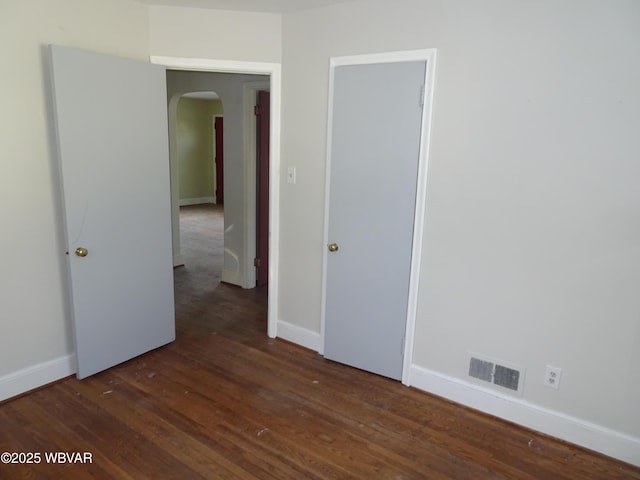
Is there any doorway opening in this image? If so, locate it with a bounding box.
[155,56,281,339]
[172,91,225,289]
[175,91,223,209]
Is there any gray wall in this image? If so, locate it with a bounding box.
[279,0,640,441]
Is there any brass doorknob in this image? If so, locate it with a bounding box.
[75,247,88,257]
[328,243,339,252]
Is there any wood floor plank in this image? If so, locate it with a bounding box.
[0,390,136,480]
[108,361,347,480]
[65,376,255,479]
[161,336,485,478]
[2,204,639,479]
[164,330,546,479]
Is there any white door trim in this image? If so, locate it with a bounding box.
[150,56,281,339]
[320,49,437,385]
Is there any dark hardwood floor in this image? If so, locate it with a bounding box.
[1,204,638,479]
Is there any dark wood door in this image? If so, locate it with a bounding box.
[256,91,270,287]
[214,116,224,205]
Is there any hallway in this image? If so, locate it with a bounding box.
[174,203,268,340]
[175,203,224,294]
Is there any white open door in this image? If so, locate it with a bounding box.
[49,45,175,379]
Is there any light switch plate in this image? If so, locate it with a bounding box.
[287,166,296,184]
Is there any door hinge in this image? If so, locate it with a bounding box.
[254,257,261,267]
[254,105,260,116]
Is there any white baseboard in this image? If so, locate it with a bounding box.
[173,254,185,267]
[276,320,321,352]
[179,197,215,206]
[409,365,640,467]
[0,355,76,402]
[221,269,244,287]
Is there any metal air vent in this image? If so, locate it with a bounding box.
[467,352,525,396]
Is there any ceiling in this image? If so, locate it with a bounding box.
[135,0,359,13]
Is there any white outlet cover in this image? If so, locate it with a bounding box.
[544,365,562,390]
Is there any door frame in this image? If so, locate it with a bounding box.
[151,56,281,339]
[242,81,270,288]
[213,114,223,205]
[320,49,437,385]
[255,89,271,288]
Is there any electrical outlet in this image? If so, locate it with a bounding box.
[544,365,562,389]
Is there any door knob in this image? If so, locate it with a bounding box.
[75,247,88,257]
[328,243,339,252]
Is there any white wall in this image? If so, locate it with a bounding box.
[0,0,150,397]
[148,5,282,63]
[280,0,640,463]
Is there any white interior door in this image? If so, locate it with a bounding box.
[323,59,426,380]
[50,45,175,379]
